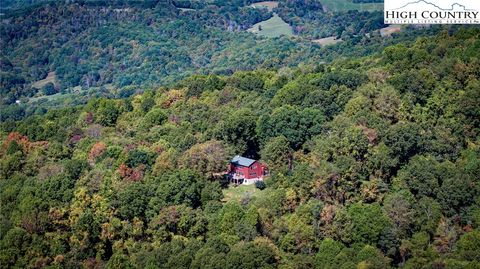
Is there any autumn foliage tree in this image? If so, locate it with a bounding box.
[180,140,230,177]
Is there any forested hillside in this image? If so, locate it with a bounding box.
[1,27,479,268]
[1,0,447,122]
[0,0,271,100]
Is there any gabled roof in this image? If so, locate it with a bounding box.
[231,155,257,167]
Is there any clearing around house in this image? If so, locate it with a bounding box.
[222,184,262,203]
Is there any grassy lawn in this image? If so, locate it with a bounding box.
[32,71,58,89]
[312,36,343,46]
[27,92,64,103]
[250,1,279,11]
[320,0,383,12]
[247,13,293,38]
[380,25,402,37]
[222,184,262,203]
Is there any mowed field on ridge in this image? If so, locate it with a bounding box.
[320,0,383,11]
[250,1,279,11]
[32,71,58,89]
[247,13,293,38]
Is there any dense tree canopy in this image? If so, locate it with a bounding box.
[0,3,479,268]
[0,0,446,123]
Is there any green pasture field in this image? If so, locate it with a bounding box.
[247,13,293,38]
[321,0,383,12]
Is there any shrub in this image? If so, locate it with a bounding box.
[255,180,266,190]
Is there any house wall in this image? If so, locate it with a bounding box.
[245,161,263,179]
[236,166,250,178]
[229,161,266,180]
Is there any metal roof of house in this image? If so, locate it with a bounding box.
[231,155,257,167]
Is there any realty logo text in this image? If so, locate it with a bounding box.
[384,0,480,24]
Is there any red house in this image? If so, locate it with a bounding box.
[228,155,267,185]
